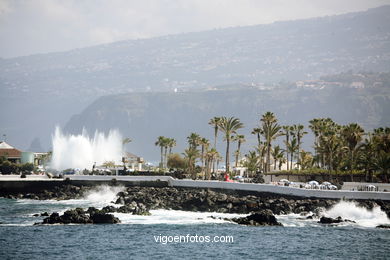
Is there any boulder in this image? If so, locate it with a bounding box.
[318,216,356,224]
[60,208,91,224]
[41,208,120,224]
[90,213,120,224]
[319,216,343,224]
[42,212,62,224]
[376,224,390,229]
[230,210,283,226]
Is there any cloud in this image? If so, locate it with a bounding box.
[0,0,388,58]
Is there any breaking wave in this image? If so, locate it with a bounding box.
[323,201,390,228]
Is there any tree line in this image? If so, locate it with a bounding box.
[154,112,389,182]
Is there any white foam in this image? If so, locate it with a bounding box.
[17,185,124,213]
[83,185,124,207]
[323,201,390,228]
[276,213,319,227]
[114,209,247,225]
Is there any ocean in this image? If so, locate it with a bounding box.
[1,186,389,259]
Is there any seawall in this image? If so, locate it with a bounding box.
[1,175,389,201]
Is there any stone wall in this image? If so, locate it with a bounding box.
[1,175,389,201]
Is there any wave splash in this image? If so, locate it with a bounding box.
[323,201,390,227]
[83,185,125,207]
[114,210,246,225]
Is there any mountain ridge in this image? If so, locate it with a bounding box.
[1,6,389,153]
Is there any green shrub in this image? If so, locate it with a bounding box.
[20,163,34,172]
[0,161,18,174]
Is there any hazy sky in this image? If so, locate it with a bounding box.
[0,0,389,58]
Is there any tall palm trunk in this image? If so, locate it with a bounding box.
[214,127,218,149]
[164,147,168,169]
[201,145,205,171]
[235,140,242,168]
[350,150,354,182]
[160,146,163,169]
[285,135,289,170]
[226,139,230,174]
[297,135,301,170]
[266,143,271,173]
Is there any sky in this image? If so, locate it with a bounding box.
[0,0,389,58]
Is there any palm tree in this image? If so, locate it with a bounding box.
[122,137,132,146]
[291,124,307,170]
[183,148,200,180]
[341,123,365,181]
[320,124,342,175]
[260,112,282,173]
[286,138,298,170]
[255,142,267,173]
[299,150,314,170]
[187,133,200,150]
[374,150,390,183]
[251,127,263,148]
[215,153,223,176]
[167,138,176,156]
[233,134,246,168]
[309,118,335,168]
[204,148,219,180]
[155,136,167,170]
[281,126,292,170]
[209,117,221,149]
[199,137,210,174]
[358,134,375,182]
[218,116,244,174]
[271,145,283,170]
[309,118,320,166]
[243,151,260,178]
[367,127,390,182]
[278,156,286,171]
[163,139,170,169]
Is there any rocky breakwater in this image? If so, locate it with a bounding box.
[114,186,339,215]
[37,207,120,225]
[113,186,390,220]
[3,184,89,200]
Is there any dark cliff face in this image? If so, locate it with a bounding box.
[64,85,390,161]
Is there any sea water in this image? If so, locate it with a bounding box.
[0,186,389,259]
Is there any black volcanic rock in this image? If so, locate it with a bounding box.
[90,212,120,224]
[40,208,120,225]
[376,224,390,229]
[230,210,283,226]
[318,216,356,224]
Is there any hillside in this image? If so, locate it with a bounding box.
[64,82,390,161]
[1,6,390,152]
[2,6,390,97]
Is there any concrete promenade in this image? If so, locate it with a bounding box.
[1,175,389,201]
